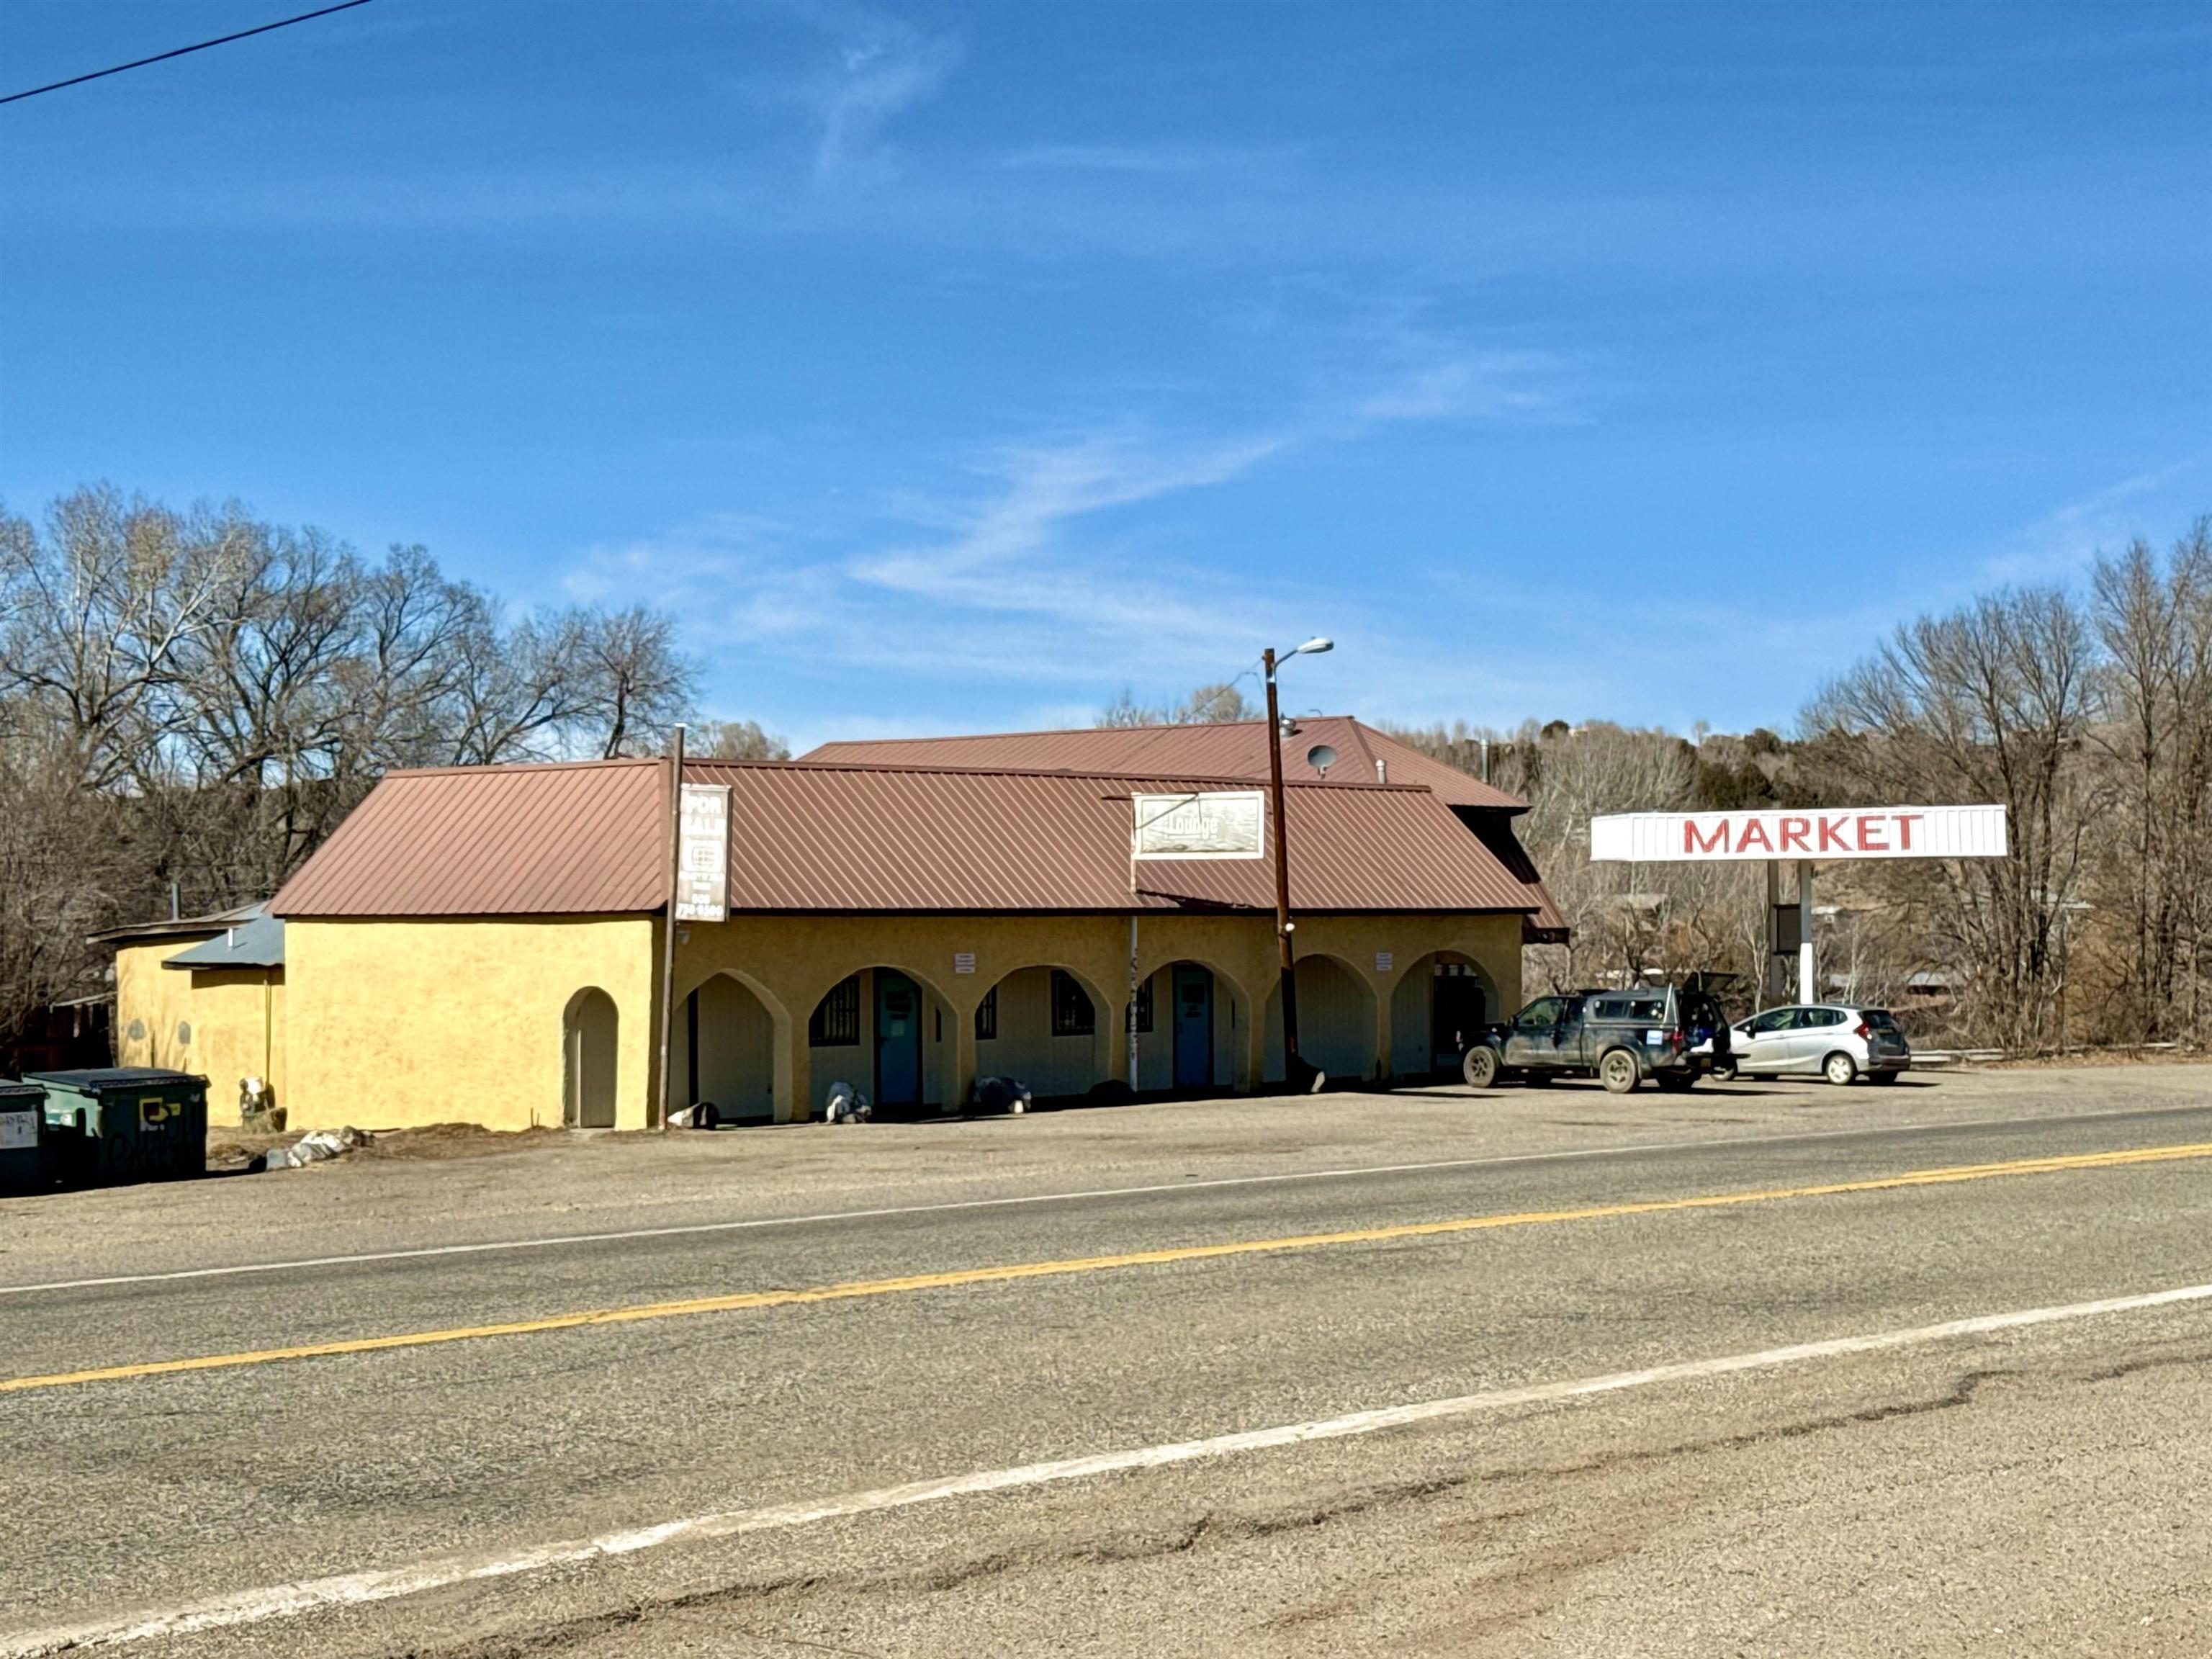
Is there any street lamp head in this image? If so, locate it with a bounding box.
[1294,636,1334,656]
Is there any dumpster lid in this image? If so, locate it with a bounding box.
[0,1080,45,1102]
[25,1068,209,1093]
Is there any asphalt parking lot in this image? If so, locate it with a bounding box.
[3,1062,2208,1658]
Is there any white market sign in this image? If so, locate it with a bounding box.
[1590,804,2008,863]
[1132,790,1267,860]
[673,783,732,921]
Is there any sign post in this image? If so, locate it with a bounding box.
[1589,806,2010,1009]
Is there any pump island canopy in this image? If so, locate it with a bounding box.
[1587,804,2010,1008]
[1589,805,2009,863]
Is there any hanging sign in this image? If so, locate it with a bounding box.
[1132,791,1267,860]
[673,783,732,921]
[1589,804,2008,863]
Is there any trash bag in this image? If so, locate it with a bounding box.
[823,1082,873,1124]
[972,1075,1033,1115]
[264,1125,369,1169]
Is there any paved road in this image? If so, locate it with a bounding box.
[1,1066,2208,1656]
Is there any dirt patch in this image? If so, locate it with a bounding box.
[356,1122,582,1161]
[1979,1048,2206,1071]
[204,1120,577,1166]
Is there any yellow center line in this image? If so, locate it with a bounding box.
[7,1140,2211,1395]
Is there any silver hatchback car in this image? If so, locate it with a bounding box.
[1714,1004,1911,1085]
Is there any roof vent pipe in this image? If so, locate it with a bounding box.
[1376,758,1386,783]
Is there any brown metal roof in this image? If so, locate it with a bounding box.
[271,758,669,917]
[701,761,1535,913]
[271,756,1541,919]
[804,716,1529,812]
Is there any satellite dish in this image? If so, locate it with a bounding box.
[1305,743,1338,777]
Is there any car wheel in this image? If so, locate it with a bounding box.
[1599,1049,1641,1094]
[1823,1051,1858,1087]
[1462,1047,1500,1089]
[1710,1059,1738,1082]
[1655,1071,1696,1092]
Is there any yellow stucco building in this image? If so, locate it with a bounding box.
[109,718,1563,1131]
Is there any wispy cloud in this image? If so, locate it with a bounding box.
[1977,450,2212,585]
[806,14,962,181]
[562,341,1581,743]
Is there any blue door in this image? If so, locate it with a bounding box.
[1172,966,1213,1088]
[875,971,923,1106]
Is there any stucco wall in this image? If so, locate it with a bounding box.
[215,907,1520,1132]
[284,916,658,1132]
[112,941,286,1125]
[673,909,1523,1116]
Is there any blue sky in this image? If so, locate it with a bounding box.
[4,1,2208,750]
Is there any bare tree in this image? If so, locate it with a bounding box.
[2087,518,2212,1040]
[1095,680,1257,727]
[0,485,744,1057]
[1804,588,2106,1047]
[570,605,698,759]
[693,719,791,761]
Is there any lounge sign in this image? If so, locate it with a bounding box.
[1132,791,1266,860]
[1590,804,2008,863]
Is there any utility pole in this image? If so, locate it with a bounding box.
[655,724,686,1132]
[1263,648,1303,1087]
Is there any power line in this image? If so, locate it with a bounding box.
[1,0,374,107]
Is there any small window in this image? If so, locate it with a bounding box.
[1051,970,1094,1037]
[974,986,998,1041]
[1135,979,1154,1034]
[1863,1009,1898,1030]
[809,975,861,1046]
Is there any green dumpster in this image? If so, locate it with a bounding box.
[29,1068,208,1187]
[1,1080,47,1195]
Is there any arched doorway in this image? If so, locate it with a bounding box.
[1390,951,1500,1080]
[562,987,619,1128]
[806,966,955,1118]
[1263,954,1377,1087]
[975,964,1114,1103]
[675,972,781,1124]
[1130,961,1249,1093]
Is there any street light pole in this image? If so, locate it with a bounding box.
[1262,635,1332,1091]
[1263,647,1301,1085]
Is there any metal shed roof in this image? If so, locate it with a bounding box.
[161,905,286,970]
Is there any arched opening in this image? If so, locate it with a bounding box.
[1130,960,1249,1094]
[806,966,956,1119]
[1263,954,1377,1087]
[562,986,619,1128]
[974,964,1114,1105]
[1390,951,1501,1080]
[673,971,784,1125]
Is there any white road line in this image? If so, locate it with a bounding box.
[6,1280,2207,1657]
[4,1100,2202,1298]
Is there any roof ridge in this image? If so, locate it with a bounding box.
[379,755,665,781]
[695,757,1429,790]
[807,715,1359,750]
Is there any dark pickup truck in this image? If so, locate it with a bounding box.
[1461,986,1730,1094]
